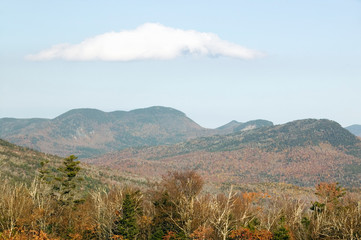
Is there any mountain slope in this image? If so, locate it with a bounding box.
[0,138,147,188]
[0,138,59,184]
[85,119,361,187]
[346,124,361,137]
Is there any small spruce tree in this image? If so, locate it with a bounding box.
[150,227,164,240]
[273,225,290,240]
[53,155,83,206]
[113,192,140,240]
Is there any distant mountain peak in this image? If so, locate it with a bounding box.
[129,106,186,117]
[217,119,273,134]
[234,119,273,132]
[229,120,239,124]
[54,108,107,120]
[0,106,206,158]
[217,120,241,130]
[240,118,360,151]
[346,124,361,137]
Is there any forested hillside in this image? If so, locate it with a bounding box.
[86,119,361,187]
[1,134,361,239]
[0,139,147,189]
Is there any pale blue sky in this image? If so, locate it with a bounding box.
[1,0,361,128]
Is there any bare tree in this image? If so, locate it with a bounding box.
[0,181,32,238]
[209,186,236,240]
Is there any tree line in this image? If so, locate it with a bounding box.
[0,155,361,239]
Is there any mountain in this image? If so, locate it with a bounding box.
[216,119,273,135]
[0,107,208,158]
[85,119,361,187]
[216,120,241,132]
[0,106,270,158]
[346,124,361,137]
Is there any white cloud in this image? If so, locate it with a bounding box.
[26,23,264,61]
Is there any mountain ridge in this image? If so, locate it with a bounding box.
[0,106,271,158]
[85,118,361,187]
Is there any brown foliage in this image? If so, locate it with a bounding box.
[1,170,361,240]
[190,226,214,240]
[229,228,272,240]
[160,170,204,200]
[315,182,345,209]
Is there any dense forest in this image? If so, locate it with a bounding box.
[1,155,361,240]
[86,119,361,188]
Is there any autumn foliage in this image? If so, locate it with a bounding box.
[1,163,361,240]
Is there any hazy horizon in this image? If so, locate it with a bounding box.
[0,106,358,129]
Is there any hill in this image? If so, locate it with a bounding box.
[0,106,270,158]
[0,138,147,188]
[346,124,361,137]
[85,119,361,187]
[0,138,60,184]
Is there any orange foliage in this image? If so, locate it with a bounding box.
[315,182,345,210]
[315,182,345,201]
[163,231,178,240]
[0,229,59,240]
[229,228,272,240]
[241,192,269,204]
[190,226,214,240]
[111,235,124,240]
[89,142,360,187]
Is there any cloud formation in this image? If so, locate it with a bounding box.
[26,23,264,61]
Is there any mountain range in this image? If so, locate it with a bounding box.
[85,119,361,187]
[1,106,361,187]
[0,106,272,158]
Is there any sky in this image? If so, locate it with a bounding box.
[1,0,361,128]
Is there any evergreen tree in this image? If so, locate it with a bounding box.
[273,225,290,240]
[151,191,179,239]
[38,159,50,182]
[113,192,140,240]
[150,227,164,240]
[53,155,83,206]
